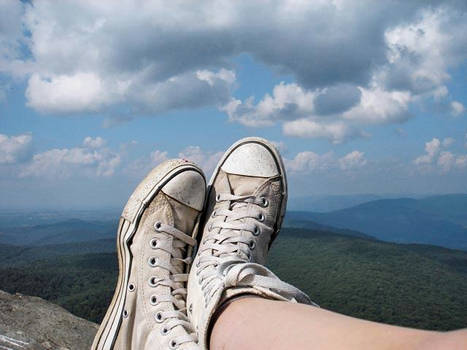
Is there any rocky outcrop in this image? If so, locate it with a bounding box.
[0,290,98,350]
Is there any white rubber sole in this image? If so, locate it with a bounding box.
[91,159,205,350]
[205,137,288,244]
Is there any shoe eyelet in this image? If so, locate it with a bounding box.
[253,226,260,236]
[155,311,164,323]
[215,194,221,202]
[257,213,265,222]
[169,339,178,349]
[260,197,269,207]
[249,240,256,249]
[154,221,162,231]
[149,277,158,287]
[128,283,135,292]
[150,295,158,305]
[150,238,158,248]
[123,309,129,318]
[161,326,170,336]
[148,257,158,267]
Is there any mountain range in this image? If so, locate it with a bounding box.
[286,194,467,250]
[1,226,466,331]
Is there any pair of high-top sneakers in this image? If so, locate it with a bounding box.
[91,137,312,350]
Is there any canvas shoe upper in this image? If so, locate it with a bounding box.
[92,159,205,350]
[187,138,314,349]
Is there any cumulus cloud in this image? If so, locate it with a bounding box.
[20,136,120,178]
[414,137,466,172]
[338,151,367,170]
[26,73,114,114]
[341,87,412,124]
[414,138,441,165]
[442,137,455,147]
[283,119,366,144]
[83,136,106,149]
[285,150,367,173]
[125,145,222,178]
[223,83,316,127]
[0,133,33,164]
[450,101,465,116]
[178,146,223,174]
[0,0,466,142]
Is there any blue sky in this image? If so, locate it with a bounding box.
[0,0,466,209]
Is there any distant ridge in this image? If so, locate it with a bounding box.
[295,194,467,250]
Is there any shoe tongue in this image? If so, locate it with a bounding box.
[227,174,268,196]
[166,196,200,235]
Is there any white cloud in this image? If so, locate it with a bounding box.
[0,133,33,164]
[414,137,466,172]
[0,0,465,143]
[285,150,367,173]
[414,138,441,165]
[450,101,465,116]
[283,119,366,144]
[150,150,168,164]
[223,83,316,127]
[437,151,455,172]
[341,87,412,124]
[442,137,455,147]
[338,151,367,170]
[178,146,223,174]
[285,151,335,173]
[20,137,120,178]
[83,136,106,149]
[26,73,114,114]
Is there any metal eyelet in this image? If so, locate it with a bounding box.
[128,283,135,292]
[155,311,164,323]
[169,339,178,349]
[149,277,158,287]
[150,295,158,305]
[249,240,256,249]
[154,221,162,231]
[150,238,158,248]
[253,226,260,236]
[148,257,157,267]
[260,197,269,207]
[257,213,265,222]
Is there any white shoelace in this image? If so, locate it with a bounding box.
[197,193,311,305]
[149,222,198,348]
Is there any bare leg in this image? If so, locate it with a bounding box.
[211,297,467,350]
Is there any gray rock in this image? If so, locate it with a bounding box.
[0,290,98,350]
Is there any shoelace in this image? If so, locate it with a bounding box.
[149,222,198,348]
[197,193,312,305]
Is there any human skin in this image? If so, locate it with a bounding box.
[210,297,467,350]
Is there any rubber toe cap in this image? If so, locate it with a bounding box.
[221,142,279,177]
[162,170,206,211]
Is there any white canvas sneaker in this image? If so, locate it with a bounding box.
[92,159,206,350]
[187,137,314,349]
